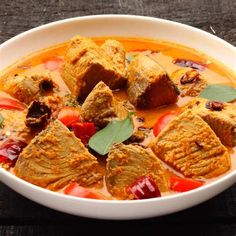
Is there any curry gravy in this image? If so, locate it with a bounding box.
[1,36,236,198]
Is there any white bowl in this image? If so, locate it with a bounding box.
[0,15,236,220]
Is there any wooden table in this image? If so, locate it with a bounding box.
[0,0,236,235]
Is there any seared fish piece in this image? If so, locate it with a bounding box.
[15,120,102,190]
[150,110,230,179]
[62,36,126,100]
[171,68,208,97]
[81,81,128,127]
[0,109,31,143]
[0,73,54,104]
[184,97,236,147]
[127,54,179,109]
[106,143,169,199]
[100,39,126,76]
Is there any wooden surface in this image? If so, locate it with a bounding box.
[0,0,236,235]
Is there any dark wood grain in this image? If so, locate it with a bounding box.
[1,224,236,236]
[0,0,236,235]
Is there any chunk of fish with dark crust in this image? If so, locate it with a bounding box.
[0,73,54,104]
[14,120,102,190]
[171,68,207,97]
[62,36,126,100]
[81,81,129,127]
[106,143,169,199]
[150,110,230,179]
[183,97,236,147]
[127,54,179,109]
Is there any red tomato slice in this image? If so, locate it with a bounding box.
[0,97,26,111]
[64,182,105,200]
[58,107,81,127]
[0,155,7,163]
[169,176,204,192]
[44,56,63,71]
[153,111,179,136]
[71,122,96,144]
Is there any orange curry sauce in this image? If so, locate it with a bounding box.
[1,37,236,198]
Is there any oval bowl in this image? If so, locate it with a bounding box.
[0,15,236,220]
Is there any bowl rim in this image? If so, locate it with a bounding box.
[1,14,236,50]
[0,14,236,209]
[1,165,236,205]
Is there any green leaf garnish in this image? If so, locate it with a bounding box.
[0,114,4,129]
[88,113,134,155]
[199,84,236,102]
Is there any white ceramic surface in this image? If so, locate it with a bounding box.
[0,15,236,220]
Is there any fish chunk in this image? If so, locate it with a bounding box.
[171,68,207,97]
[106,143,169,199]
[81,81,128,127]
[14,120,102,190]
[127,54,179,109]
[150,110,230,179]
[62,36,126,100]
[100,39,126,76]
[184,97,236,147]
[0,73,54,104]
[0,109,32,143]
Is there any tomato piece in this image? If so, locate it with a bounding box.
[128,176,161,199]
[0,97,26,111]
[0,156,7,163]
[43,56,63,71]
[169,176,204,192]
[58,107,81,127]
[71,122,96,144]
[64,182,105,200]
[153,111,179,136]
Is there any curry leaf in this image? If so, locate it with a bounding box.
[88,113,134,155]
[0,114,4,129]
[199,84,236,102]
